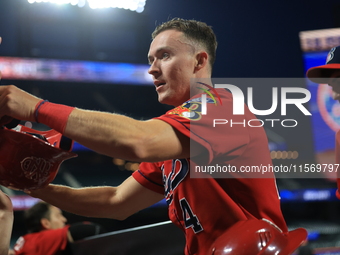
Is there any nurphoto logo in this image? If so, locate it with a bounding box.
[195,79,312,128]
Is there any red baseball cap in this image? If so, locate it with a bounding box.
[210,219,308,255]
[0,125,77,190]
[307,46,340,84]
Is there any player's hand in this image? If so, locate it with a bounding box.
[0,85,41,126]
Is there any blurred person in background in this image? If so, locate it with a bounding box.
[306,45,340,102]
[13,201,106,255]
[306,45,340,199]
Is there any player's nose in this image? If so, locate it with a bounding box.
[148,61,161,77]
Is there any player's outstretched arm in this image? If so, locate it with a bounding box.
[0,85,201,162]
[64,108,195,162]
[0,190,13,255]
[27,176,164,220]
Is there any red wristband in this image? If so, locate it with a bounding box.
[34,100,75,133]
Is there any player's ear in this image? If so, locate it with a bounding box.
[194,51,208,72]
[40,218,51,230]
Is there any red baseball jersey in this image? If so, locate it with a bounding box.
[14,226,70,255]
[133,88,288,255]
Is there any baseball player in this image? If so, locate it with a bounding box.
[13,201,106,255]
[306,45,340,199]
[0,18,305,254]
[14,202,71,255]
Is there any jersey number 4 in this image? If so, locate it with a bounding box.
[180,198,203,233]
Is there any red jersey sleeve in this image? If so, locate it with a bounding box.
[14,226,70,255]
[132,161,164,194]
[154,89,250,164]
[154,107,214,163]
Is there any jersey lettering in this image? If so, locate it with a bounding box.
[163,159,189,205]
[180,198,203,233]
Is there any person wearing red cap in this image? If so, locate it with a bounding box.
[306,45,340,199]
[0,18,307,255]
[307,46,340,100]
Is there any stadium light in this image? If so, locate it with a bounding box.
[27,0,147,13]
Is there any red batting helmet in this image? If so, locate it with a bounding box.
[210,219,308,255]
[0,124,77,190]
